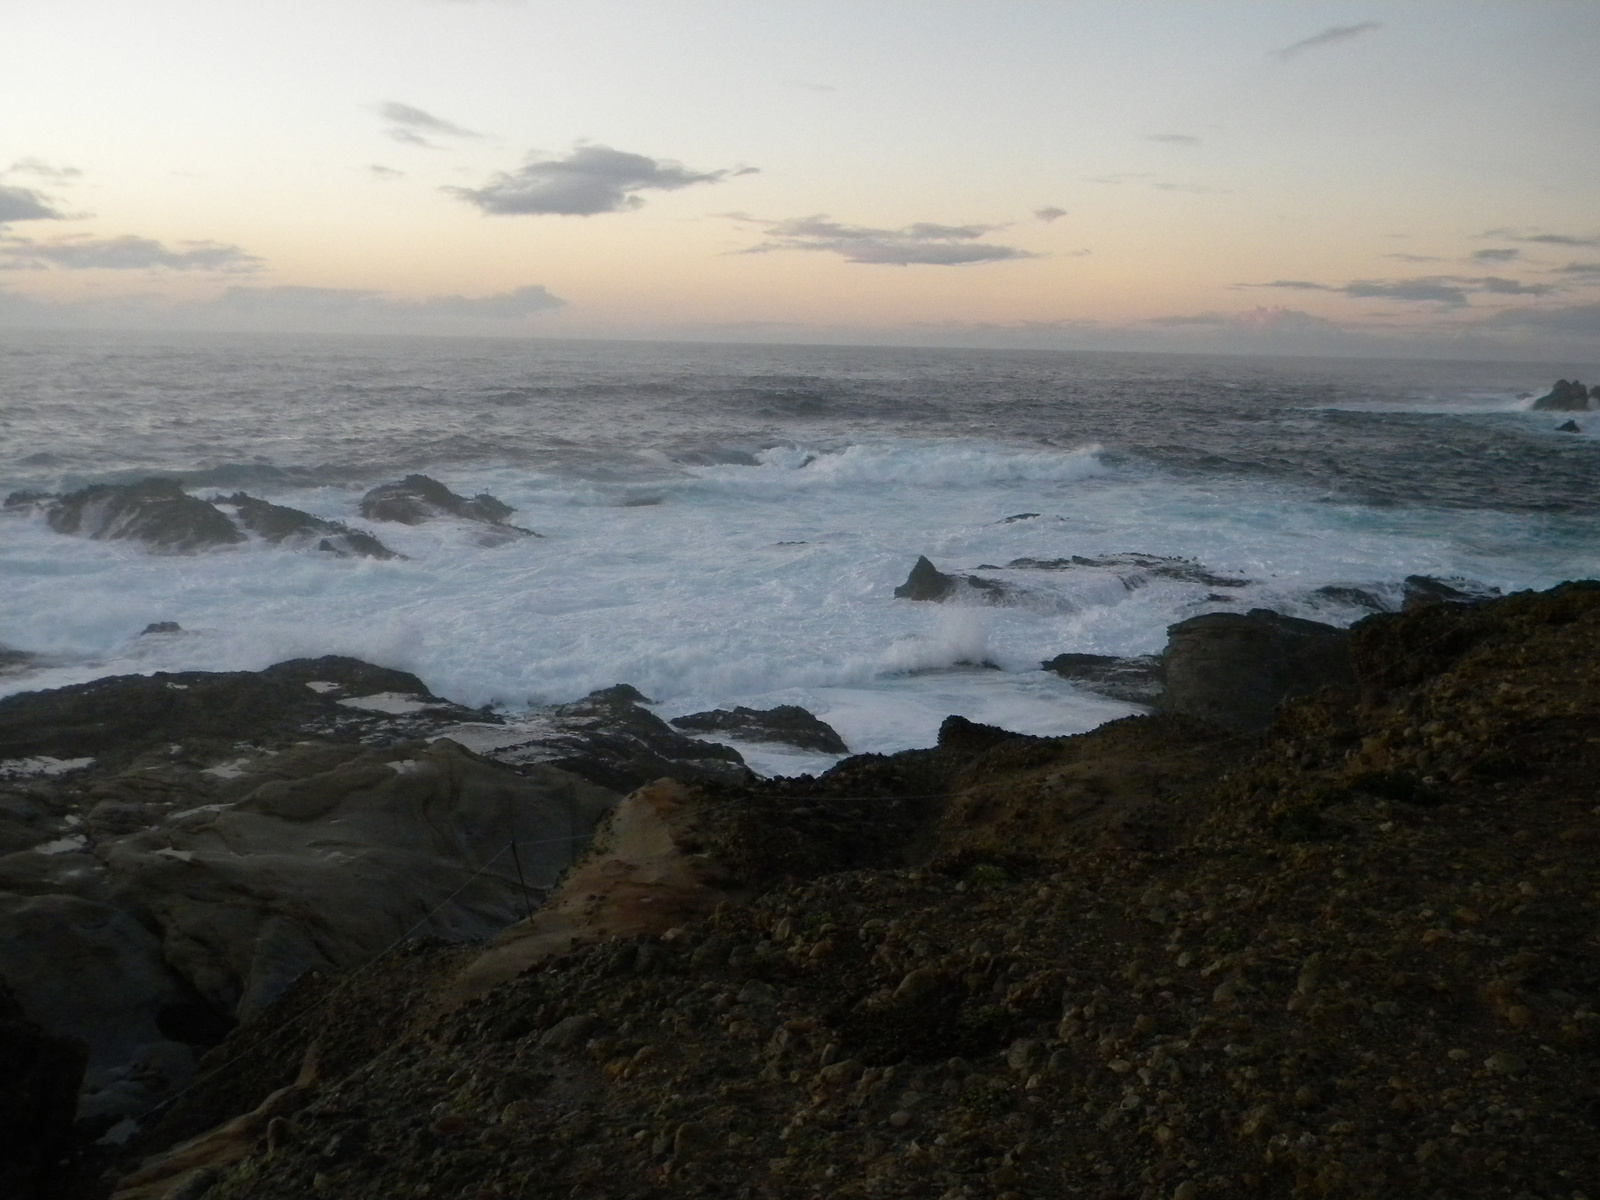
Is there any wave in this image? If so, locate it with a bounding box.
[689,440,1109,491]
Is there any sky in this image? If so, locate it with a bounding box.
[3,0,1599,359]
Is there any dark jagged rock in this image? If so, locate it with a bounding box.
[1529,378,1596,411]
[1160,608,1353,731]
[670,705,848,754]
[139,622,182,635]
[1401,573,1501,611]
[996,512,1041,523]
[1041,651,1163,704]
[892,556,1008,603]
[935,713,1032,754]
[1003,552,1252,589]
[0,655,494,771]
[213,493,401,560]
[1309,583,1389,611]
[26,478,245,554]
[478,686,751,793]
[0,979,86,1200]
[1557,418,1581,432]
[358,474,537,545]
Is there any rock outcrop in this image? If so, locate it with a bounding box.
[358,475,536,546]
[1529,378,1598,411]
[1001,552,1251,591]
[1160,608,1353,731]
[1041,651,1163,705]
[669,705,848,754]
[892,556,1009,603]
[5,479,399,559]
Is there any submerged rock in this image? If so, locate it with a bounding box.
[1160,608,1353,731]
[1003,552,1251,590]
[670,705,848,754]
[358,474,537,545]
[213,492,401,559]
[1529,378,1597,411]
[1041,652,1163,705]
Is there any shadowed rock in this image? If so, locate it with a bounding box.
[214,493,402,560]
[893,556,1009,603]
[671,705,848,754]
[1401,574,1501,611]
[1041,652,1163,705]
[1160,608,1353,732]
[1557,419,1581,432]
[15,478,245,554]
[0,980,86,1200]
[1002,552,1251,590]
[358,474,537,545]
[1529,379,1597,411]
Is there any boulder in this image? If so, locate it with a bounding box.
[893,556,1009,603]
[1557,419,1581,433]
[1529,379,1595,411]
[1160,609,1353,732]
[1041,652,1163,705]
[670,705,848,754]
[27,478,245,554]
[212,493,401,559]
[0,979,86,1200]
[358,475,537,545]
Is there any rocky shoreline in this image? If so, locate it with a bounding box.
[0,577,1595,1198]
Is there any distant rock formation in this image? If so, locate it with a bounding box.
[892,556,1010,603]
[671,705,848,754]
[1529,379,1598,411]
[358,474,537,546]
[5,479,400,559]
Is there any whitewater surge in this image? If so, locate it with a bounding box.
[4,333,1598,772]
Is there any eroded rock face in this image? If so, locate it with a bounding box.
[213,493,400,559]
[1160,608,1353,732]
[358,475,536,545]
[670,705,847,754]
[1529,378,1598,411]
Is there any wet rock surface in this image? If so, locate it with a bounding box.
[893,555,1010,603]
[670,705,848,754]
[1161,609,1354,732]
[94,582,1600,1200]
[358,474,537,546]
[1042,652,1164,705]
[1000,552,1252,591]
[211,493,401,559]
[1529,378,1598,411]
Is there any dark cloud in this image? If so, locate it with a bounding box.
[1553,262,1600,275]
[1470,247,1519,263]
[1034,207,1068,223]
[1481,228,1600,247]
[2,235,262,272]
[378,102,480,140]
[1478,304,1600,338]
[0,184,67,223]
[1247,274,1555,308]
[216,284,563,318]
[451,145,749,216]
[735,215,1038,266]
[1383,253,1446,262]
[368,165,405,181]
[1273,22,1382,60]
[6,158,82,183]
[1147,134,1200,145]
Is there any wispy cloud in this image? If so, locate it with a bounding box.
[368,164,405,181]
[377,101,481,150]
[1470,248,1520,263]
[1481,228,1600,247]
[1087,173,1226,194]
[0,184,67,224]
[1383,253,1445,263]
[451,145,751,216]
[731,214,1039,266]
[216,284,564,318]
[1,235,262,272]
[1552,262,1600,276]
[1147,134,1200,145]
[6,158,82,183]
[1246,274,1555,308]
[1273,22,1382,60]
[1034,206,1067,223]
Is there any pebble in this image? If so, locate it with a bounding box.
[1483,1051,1527,1075]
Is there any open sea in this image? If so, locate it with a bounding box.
[3,330,1597,774]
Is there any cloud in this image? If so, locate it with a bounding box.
[1147,134,1200,145]
[1246,274,1555,308]
[1477,304,1600,339]
[1034,207,1068,223]
[1553,262,1600,275]
[0,184,67,224]
[1470,247,1519,263]
[1,235,263,272]
[6,158,82,183]
[377,101,480,147]
[1273,22,1382,60]
[1383,253,1445,263]
[451,144,749,216]
[368,164,405,181]
[1481,228,1600,247]
[733,215,1039,266]
[1087,173,1226,194]
[216,283,563,318]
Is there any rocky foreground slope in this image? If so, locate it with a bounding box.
[62,582,1599,1200]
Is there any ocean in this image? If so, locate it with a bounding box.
[3,329,1597,775]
